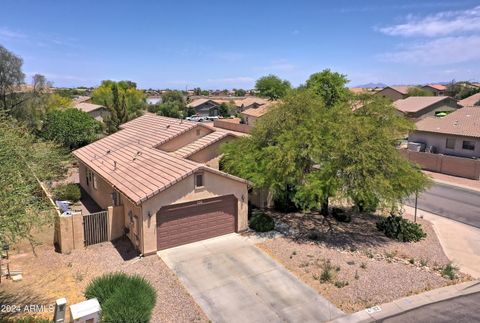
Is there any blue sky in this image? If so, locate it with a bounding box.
[1,0,480,89]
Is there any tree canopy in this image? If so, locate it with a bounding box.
[0,45,26,113]
[41,108,101,149]
[407,87,431,97]
[0,117,68,245]
[255,74,291,100]
[305,69,351,107]
[221,88,429,214]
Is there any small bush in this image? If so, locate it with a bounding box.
[360,262,367,269]
[319,260,334,283]
[441,263,458,280]
[376,215,426,242]
[334,280,349,288]
[85,272,156,323]
[249,210,275,232]
[332,208,351,223]
[55,183,81,202]
[420,259,428,267]
[307,230,321,241]
[409,258,415,264]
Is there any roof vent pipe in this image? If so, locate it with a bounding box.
[113,161,117,170]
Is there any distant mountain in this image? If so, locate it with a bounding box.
[351,82,387,88]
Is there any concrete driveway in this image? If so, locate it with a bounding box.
[158,234,344,323]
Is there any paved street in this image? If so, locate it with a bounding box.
[381,292,480,323]
[406,182,480,228]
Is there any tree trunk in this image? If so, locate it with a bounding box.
[321,197,329,216]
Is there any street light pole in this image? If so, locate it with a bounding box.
[414,191,418,223]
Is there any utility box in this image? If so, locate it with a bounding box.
[54,298,67,323]
[407,142,426,152]
[69,298,101,323]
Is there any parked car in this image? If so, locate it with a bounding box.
[186,115,206,122]
[206,116,219,121]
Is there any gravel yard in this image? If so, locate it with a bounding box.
[1,238,207,322]
[257,210,472,313]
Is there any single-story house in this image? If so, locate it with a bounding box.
[375,86,411,101]
[422,84,447,96]
[74,102,110,122]
[393,96,460,120]
[187,97,269,116]
[73,96,92,104]
[408,107,480,158]
[240,101,276,125]
[458,93,480,107]
[187,99,221,116]
[73,114,248,254]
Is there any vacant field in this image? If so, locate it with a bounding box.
[257,211,471,313]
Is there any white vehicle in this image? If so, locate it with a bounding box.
[186,115,206,122]
[206,116,219,121]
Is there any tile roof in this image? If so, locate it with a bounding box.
[186,98,213,108]
[73,114,246,204]
[393,96,452,113]
[458,93,480,107]
[172,131,237,158]
[241,101,277,118]
[73,96,91,103]
[424,84,447,91]
[389,86,411,95]
[415,107,480,138]
[74,102,106,113]
[187,97,268,109]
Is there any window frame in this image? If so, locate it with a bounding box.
[462,140,476,151]
[194,172,204,188]
[445,138,456,150]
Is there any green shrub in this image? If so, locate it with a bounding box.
[332,207,351,223]
[353,195,379,213]
[319,259,334,283]
[84,272,156,323]
[334,280,349,288]
[249,210,275,232]
[376,215,426,242]
[54,183,81,202]
[441,263,458,280]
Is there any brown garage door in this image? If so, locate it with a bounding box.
[156,195,237,250]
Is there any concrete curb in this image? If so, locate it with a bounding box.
[328,280,480,323]
[430,178,480,193]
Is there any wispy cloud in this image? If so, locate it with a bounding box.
[379,35,480,65]
[0,27,27,40]
[379,5,480,37]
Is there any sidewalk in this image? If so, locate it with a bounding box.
[424,170,480,192]
[404,205,480,279]
[329,280,480,322]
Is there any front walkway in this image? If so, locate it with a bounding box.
[158,234,344,323]
[404,205,480,278]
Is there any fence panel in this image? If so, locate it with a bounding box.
[83,211,108,246]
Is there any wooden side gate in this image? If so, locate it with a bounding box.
[83,211,109,246]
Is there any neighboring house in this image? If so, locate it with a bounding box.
[408,107,480,158]
[73,96,92,104]
[234,97,268,111]
[393,96,460,120]
[422,84,447,96]
[458,92,480,107]
[187,99,221,116]
[74,102,110,122]
[375,86,411,101]
[146,96,162,105]
[240,101,275,125]
[73,114,248,254]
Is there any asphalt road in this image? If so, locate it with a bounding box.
[381,292,480,323]
[405,182,480,228]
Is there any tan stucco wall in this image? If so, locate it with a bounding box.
[376,88,405,101]
[78,162,114,210]
[409,131,480,158]
[188,136,235,164]
[409,100,458,120]
[241,114,259,126]
[141,171,248,255]
[58,212,84,253]
[158,126,212,152]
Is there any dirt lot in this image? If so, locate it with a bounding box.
[1,239,207,322]
[257,210,471,313]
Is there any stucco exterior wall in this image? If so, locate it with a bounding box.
[78,162,114,210]
[158,126,212,152]
[409,131,480,158]
[188,136,235,164]
[89,108,110,122]
[375,88,405,101]
[141,171,248,255]
[409,100,458,120]
[241,114,259,125]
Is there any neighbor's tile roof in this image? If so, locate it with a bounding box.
[241,101,276,118]
[172,131,236,158]
[458,93,480,107]
[73,96,91,103]
[186,98,212,108]
[389,86,411,95]
[73,114,246,204]
[393,96,452,113]
[424,84,447,91]
[74,102,106,113]
[415,107,480,138]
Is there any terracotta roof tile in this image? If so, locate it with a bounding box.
[393,96,453,113]
[458,93,480,107]
[415,107,480,138]
[172,131,237,158]
[74,102,106,113]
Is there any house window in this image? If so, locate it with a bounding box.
[195,173,204,188]
[112,191,121,206]
[196,129,201,136]
[92,172,98,189]
[445,138,456,149]
[462,140,475,151]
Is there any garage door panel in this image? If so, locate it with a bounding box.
[156,195,237,250]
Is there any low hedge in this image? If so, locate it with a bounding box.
[54,183,81,202]
[84,272,156,323]
[376,215,426,242]
[249,210,275,232]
